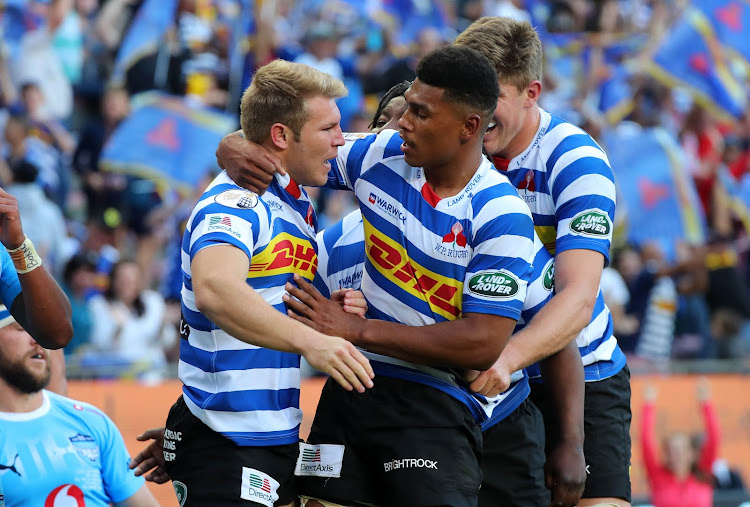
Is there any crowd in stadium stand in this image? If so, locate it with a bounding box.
[0,0,749,382]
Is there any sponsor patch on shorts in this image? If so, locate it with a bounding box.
[173,480,188,506]
[294,443,344,478]
[240,467,279,506]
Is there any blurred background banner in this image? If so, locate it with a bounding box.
[606,124,707,259]
[99,92,236,194]
[693,0,750,66]
[112,0,179,83]
[648,9,746,119]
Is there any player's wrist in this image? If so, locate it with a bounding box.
[557,425,585,447]
[6,235,42,274]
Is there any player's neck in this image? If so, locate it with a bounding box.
[0,382,44,413]
[497,106,541,161]
[423,146,484,198]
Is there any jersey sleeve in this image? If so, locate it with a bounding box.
[463,187,535,320]
[0,249,22,309]
[313,229,333,298]
[98,410,145,503]
[519,238,555,325]
[328,130,404,190]
[187,199,265,264]
[548,134,616,265]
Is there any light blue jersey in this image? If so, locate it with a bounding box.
[0,391,143,506]
[180,172,318,446]
[494,108,625,382]
[0,249,22,312]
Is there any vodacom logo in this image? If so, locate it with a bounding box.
[45,484,86,507]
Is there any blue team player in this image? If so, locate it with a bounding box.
[163,60,373,507]
[0,305,157,506]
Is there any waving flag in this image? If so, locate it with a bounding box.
[99,93,237,194]
[605,124,706,261]
[693,0,750,66]
[648,9,746,119]
[112,0,178,83]
[598,63,634,124]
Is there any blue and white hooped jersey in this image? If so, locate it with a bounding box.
[325,131,536,423]
[313,210,563,429]
[495,108,625,382]
[180,171,318,446]
[0,391,143,507]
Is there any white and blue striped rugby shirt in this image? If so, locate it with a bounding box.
[314,210,565,429]
[494,108,625,382]
[180,171,318,446]
[325,131,536,422]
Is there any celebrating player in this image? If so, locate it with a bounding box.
[162,60,374,507]
[454,17,629,507]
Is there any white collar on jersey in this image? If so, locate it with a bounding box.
[0,389,51,421]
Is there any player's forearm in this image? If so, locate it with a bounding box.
[194,276,313,355]
[356,317,512,370]
[13,267,72,349]
[540,341,584,444]
[500,286,593,372]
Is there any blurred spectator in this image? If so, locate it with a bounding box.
[671,242,712,359]
[616,243,677,358]
[710,309,747,360]
[7,160,67,276]
[61,253,96,355]
[3,113,61,197]
[361,26,444,95]
[705,234,750,319]
[600,264,639,337]
[634,243,678,361]
[482,0,531,22]
[11,0,74,121]
[680,104,725,226]
[294,22,344,80]
[712,458,747,496]
[72,85,130,218]
[87,260,170,376]
[641,379,719,507]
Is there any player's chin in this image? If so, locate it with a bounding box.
[402,150,421,168]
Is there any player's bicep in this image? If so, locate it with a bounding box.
[552,248,605,297]
[551,158,615,262]
[192,245,251,289]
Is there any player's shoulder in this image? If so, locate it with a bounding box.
[472,163,532,214]
[539,110,604,153]
[320,209,363,254]
[189,173,269,228]
[346,129,403,158]
[46,391,111,427]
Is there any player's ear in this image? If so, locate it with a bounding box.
[525,81,542,108]
[461,114,482,142]
[270,123,291,149]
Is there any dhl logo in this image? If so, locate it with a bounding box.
[248,232,317,280]
[363,217,462,320]
[535,225,556,255]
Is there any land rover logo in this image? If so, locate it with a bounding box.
[569,210,611,237]
[468,271,519,298]
[173,481,187,506]
[542,259,554,291]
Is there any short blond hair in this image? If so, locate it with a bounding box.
[454,17,543,91]
[240,60,347,143]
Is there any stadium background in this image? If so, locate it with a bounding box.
[3,0,750,505]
